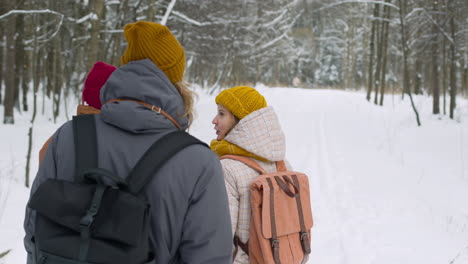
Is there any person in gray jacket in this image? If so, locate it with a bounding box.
[24,21,232,263]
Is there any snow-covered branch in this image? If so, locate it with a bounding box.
[263,9,288,28]
[0,10,65,43]
[100,29,124,34]
[314,0,399,13]
[420,8,454,45]
[259,31,289,51]
[75,12,98,24]
[161,0,177,25]
[404,7,424,21]
[172,11,212,27]
[0,9,64,20]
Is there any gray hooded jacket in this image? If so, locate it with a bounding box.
[24,59,232,264]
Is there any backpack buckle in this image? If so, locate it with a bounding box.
[271,239,280,248]
[80,213,94,228]
[80,185,106,228]
[300,232,309,241]
[151,105,161,114]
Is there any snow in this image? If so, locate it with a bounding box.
[1,87,468,263]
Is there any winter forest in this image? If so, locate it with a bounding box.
[1,0,468,263]
[0,0,467,125]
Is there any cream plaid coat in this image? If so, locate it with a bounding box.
[220,106,289,263]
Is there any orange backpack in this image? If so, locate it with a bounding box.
[220,155,313,264]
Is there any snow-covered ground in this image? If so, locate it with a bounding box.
[1,86,468,264]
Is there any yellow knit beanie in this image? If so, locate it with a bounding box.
[121,21,185,84]
[215,86,267,120]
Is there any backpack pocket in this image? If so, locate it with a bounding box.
[29,179,152,264]
[37,250,96,264]
[38,251,156,264]
[29,179,149,245]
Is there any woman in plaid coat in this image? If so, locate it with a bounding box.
[210,86,289,263]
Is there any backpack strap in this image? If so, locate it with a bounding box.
[275,160,287,172]
[73,115,98,182]
[221,155,287,174]
[126,131,208,195]
[72,114,101,261]
[221,154,289,262]
[266,178,281,264]
[232,235,249,260]
[220,155,267,174]
[292,175,311,262]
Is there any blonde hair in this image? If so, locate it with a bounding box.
[174,80,197,128]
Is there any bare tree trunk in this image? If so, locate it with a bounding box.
[361,16,369,89]
[110,35,121,67]
[25,15,40,188]
[147,0,157,21]
[463,63,468,97]
[431,0,440,114]
[53,37,63,123]
[15,5,27,112]
[87,0,105,70]
[379,0,391,106]
[107,0,130,67]
[366,4,379,101]
[398,0,420,126]
[69,1,86,96]
[0,7,4,104]
[350,24,359,90]
[399,1,409,99]
[44,3,54,99]
[461,49,467,96]
[414,56,422,95]
[398,0,409,96]
[344,21,354,89]
[41,49,46,115]
[9,2,21,111]
[3,11,17,124]
[46,45,54,98]
[374,0,388,104]
[449,14,457,119]
[0,41,2,104]
[374,3,385,104]
[442,36,447,115]
[22,50,31,111]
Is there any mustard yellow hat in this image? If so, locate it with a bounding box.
[121,21,185,84]
[215,86,267,120]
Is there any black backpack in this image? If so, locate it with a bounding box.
[28,114,207,264]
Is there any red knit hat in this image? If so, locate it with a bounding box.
[82,61,117,109]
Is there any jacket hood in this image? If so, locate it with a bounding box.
[224,106,286,161]
[99,59,188,133]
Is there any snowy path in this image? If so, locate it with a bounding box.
[1,88,468,264]
[257,88,468,264]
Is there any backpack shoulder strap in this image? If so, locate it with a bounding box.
[221,155,288,173]
[275,160,287,172]
[73,115,98,182]
[220,155,267,174]
[126,131,208,195]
